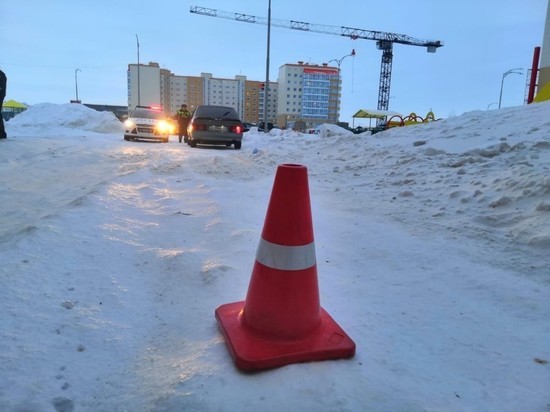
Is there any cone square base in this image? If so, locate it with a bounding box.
[215,301,356,371]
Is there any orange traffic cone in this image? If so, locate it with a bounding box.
[215,163,356,371]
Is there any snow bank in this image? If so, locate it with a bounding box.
[1,101,549,411]
[8,103,124,134]
[335,102,550,251]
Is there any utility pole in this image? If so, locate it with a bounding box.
[136,34,141,107]
[74,68,81,103]
[263,0,271,132]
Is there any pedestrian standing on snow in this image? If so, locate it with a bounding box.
[174,104,191,143]
[0,69,7,139]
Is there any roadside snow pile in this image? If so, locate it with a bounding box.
[0,101,549,411]
[249,102,549,275]
[316,123,355,138]
[341,102,550,253]
[8,103,124,134]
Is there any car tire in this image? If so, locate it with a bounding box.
[190,140,197,147]
[234,141,242,150]
[124,135,132,141]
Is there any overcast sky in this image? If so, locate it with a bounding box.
[1,0,547,122]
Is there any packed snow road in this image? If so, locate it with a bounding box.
[1,102,549,411]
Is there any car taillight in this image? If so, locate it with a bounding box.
[190,123,207,132]
[231,125,243,134]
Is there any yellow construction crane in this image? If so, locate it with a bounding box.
[190,5,444,112]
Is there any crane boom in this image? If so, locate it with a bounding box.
[190,5,443,115]
[191,6,442,49]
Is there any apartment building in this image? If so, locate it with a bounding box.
[277,62,341,129]
[127,62,165,110]
[127,61,338,126]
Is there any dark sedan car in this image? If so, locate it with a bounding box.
[242,122,256,132]
[187,105,243,149]
[258,121,277,132]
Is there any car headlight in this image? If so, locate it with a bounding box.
[124,119,135,129]
[157,120,170,133]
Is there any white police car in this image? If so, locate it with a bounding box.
[124,106,174,143]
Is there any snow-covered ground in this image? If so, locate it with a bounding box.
[1,102,549,411]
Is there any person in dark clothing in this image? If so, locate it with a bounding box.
[0,70,7,139]
[174,104,191,143]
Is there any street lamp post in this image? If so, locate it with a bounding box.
[74,68,81,103]
[328,50,355,123]
[328,49,356,70]
[328,49,356,90]
[498,68,523,109]
[263,0,271,132]
[136,34,141,107]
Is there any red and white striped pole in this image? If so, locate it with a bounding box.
[527,46,541,104]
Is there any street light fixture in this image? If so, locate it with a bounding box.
[328,50,356,122]
[328,49,356,89]
[498,68,523,109]
[328,49,356,69]
[74,68,81,103]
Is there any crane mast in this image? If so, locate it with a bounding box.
[190,5,443,114]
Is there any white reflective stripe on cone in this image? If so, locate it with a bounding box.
[255,238,316,271]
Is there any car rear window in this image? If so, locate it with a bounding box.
[194,106,240,120]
